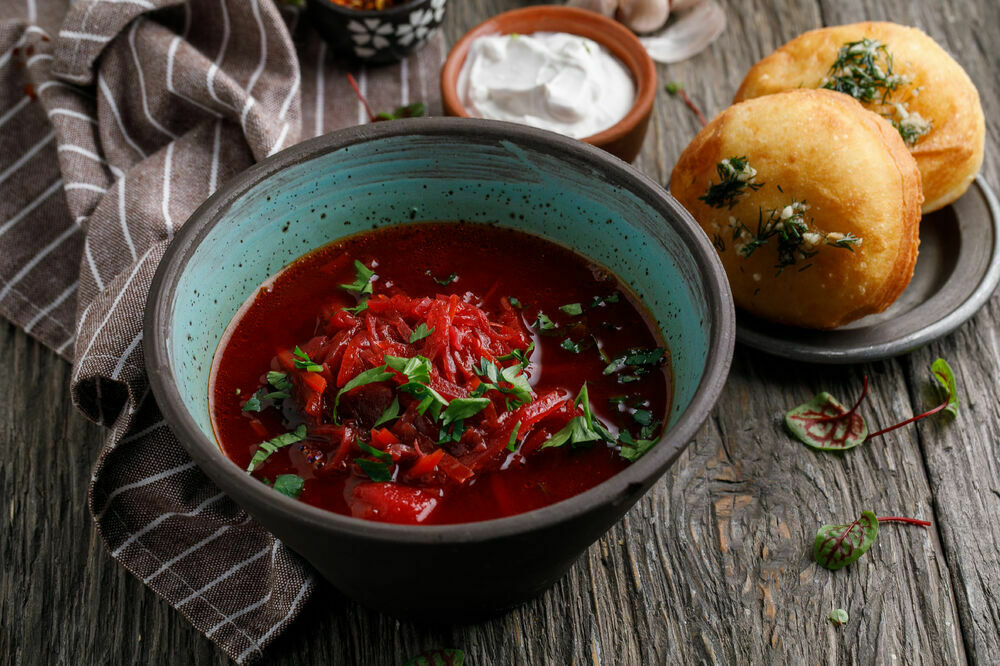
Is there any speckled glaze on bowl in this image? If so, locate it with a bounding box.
[307,0,446,64]
[440,5,658,163]
[144,118,734,617]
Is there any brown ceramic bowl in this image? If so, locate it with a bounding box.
[440,5,657,163]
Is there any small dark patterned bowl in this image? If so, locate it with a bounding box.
[307,0,446,64]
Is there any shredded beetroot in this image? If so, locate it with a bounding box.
[266,289,583,521]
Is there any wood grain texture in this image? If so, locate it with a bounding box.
[3,0,999,664]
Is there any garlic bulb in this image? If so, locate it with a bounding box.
[617,0,670,34]
[566,0,619,17]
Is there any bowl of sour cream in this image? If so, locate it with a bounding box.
[441,5,657,163]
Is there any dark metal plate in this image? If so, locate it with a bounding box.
[736,176,1000,363]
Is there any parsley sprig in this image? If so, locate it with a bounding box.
[822,38,906,105]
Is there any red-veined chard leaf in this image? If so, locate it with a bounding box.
[785,391,868,451]
[813,510,879,570]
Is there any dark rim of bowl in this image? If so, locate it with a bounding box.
[309,0,431,19]
[144,117,735,544]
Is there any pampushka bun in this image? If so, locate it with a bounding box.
[734,22,984,214]
[671,89,922,329]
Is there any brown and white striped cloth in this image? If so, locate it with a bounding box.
[0,0,444,661]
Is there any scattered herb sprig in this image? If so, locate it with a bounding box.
[699,156,764,209]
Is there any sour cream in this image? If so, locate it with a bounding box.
[457,32,636,139]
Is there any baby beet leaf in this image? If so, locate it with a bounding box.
[829,608,849,626]
[931,358,958,418]
[785,385,868,451]
[814,510,879,570]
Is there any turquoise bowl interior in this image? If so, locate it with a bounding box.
[172,136,715,441]
[148,118,734,551]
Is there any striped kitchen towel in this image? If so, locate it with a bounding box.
[0,0,444,661]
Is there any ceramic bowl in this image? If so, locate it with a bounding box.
[440,6,658,163]
[307,0,446,64]
[145,118,734,617]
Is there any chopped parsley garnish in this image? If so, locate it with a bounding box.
[508,296,523,309]
[355,458,392,482]
[472,357,533,408]
[373,396,400,428]
[340,259,375,295]
[540,384,615,450]
[496,341,533,364]
[534,312,557,334]
[241,391,263,412]
[293,346,323,372]
[699,156,764,209]
[619,431,656,462]
[332,364,397,423]
[604,347,665,376]
[247,425,307,473]
[632,409,653,426]
[272,474,305,499]
[559,303,583,316]
[267,371,293,392]
[560,338,585,354]
[589,292,620,308]
[426,270,458,286]
[507,421,522,452]
[343,300,369,315]
[241,386,291,412]
[441,397,491,427]
[409,323,435,343]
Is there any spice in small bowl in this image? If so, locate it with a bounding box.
[307,0,447,64]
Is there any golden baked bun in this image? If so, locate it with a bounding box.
[734,22,984,214]
[671,89,922,330]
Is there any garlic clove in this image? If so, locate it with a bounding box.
[565,0,619,18]
[640,0,725,63]
[617,0,670,34]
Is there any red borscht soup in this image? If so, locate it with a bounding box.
[210,222,670,525]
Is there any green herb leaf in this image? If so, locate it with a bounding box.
[631,409,653,426]
[508,296,523,309]
[247,425,307,473]
[409,323,435,343]
[272,474,305,499]
[829,608,849,626]
[426,270,458,286]
[332,364,396,424]
[699,156,764,209]
[376,101,426,121]
[404,649,465,666]
[441,398,491,427]
[385,355,433,385]
[559,303,583,316]
[340,259,375,295]
[665,81,683,94]
[355,457,392,482]
[534,313,557,333]
[266,371,293,393]
[619,431,656,462]
[373,396,400,428]
[241,391,263,412]
[560,338,584,353]
[604,347,665,375]
[785,392,868,451]
[540,384,614,450]
[814,510,879,570]
[343,300,369,315]
[507,421,522,452]
[931,358,958,418]
[358,441,392,463]
[293,346,323,372]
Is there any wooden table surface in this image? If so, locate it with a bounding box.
[4,0,999,664]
